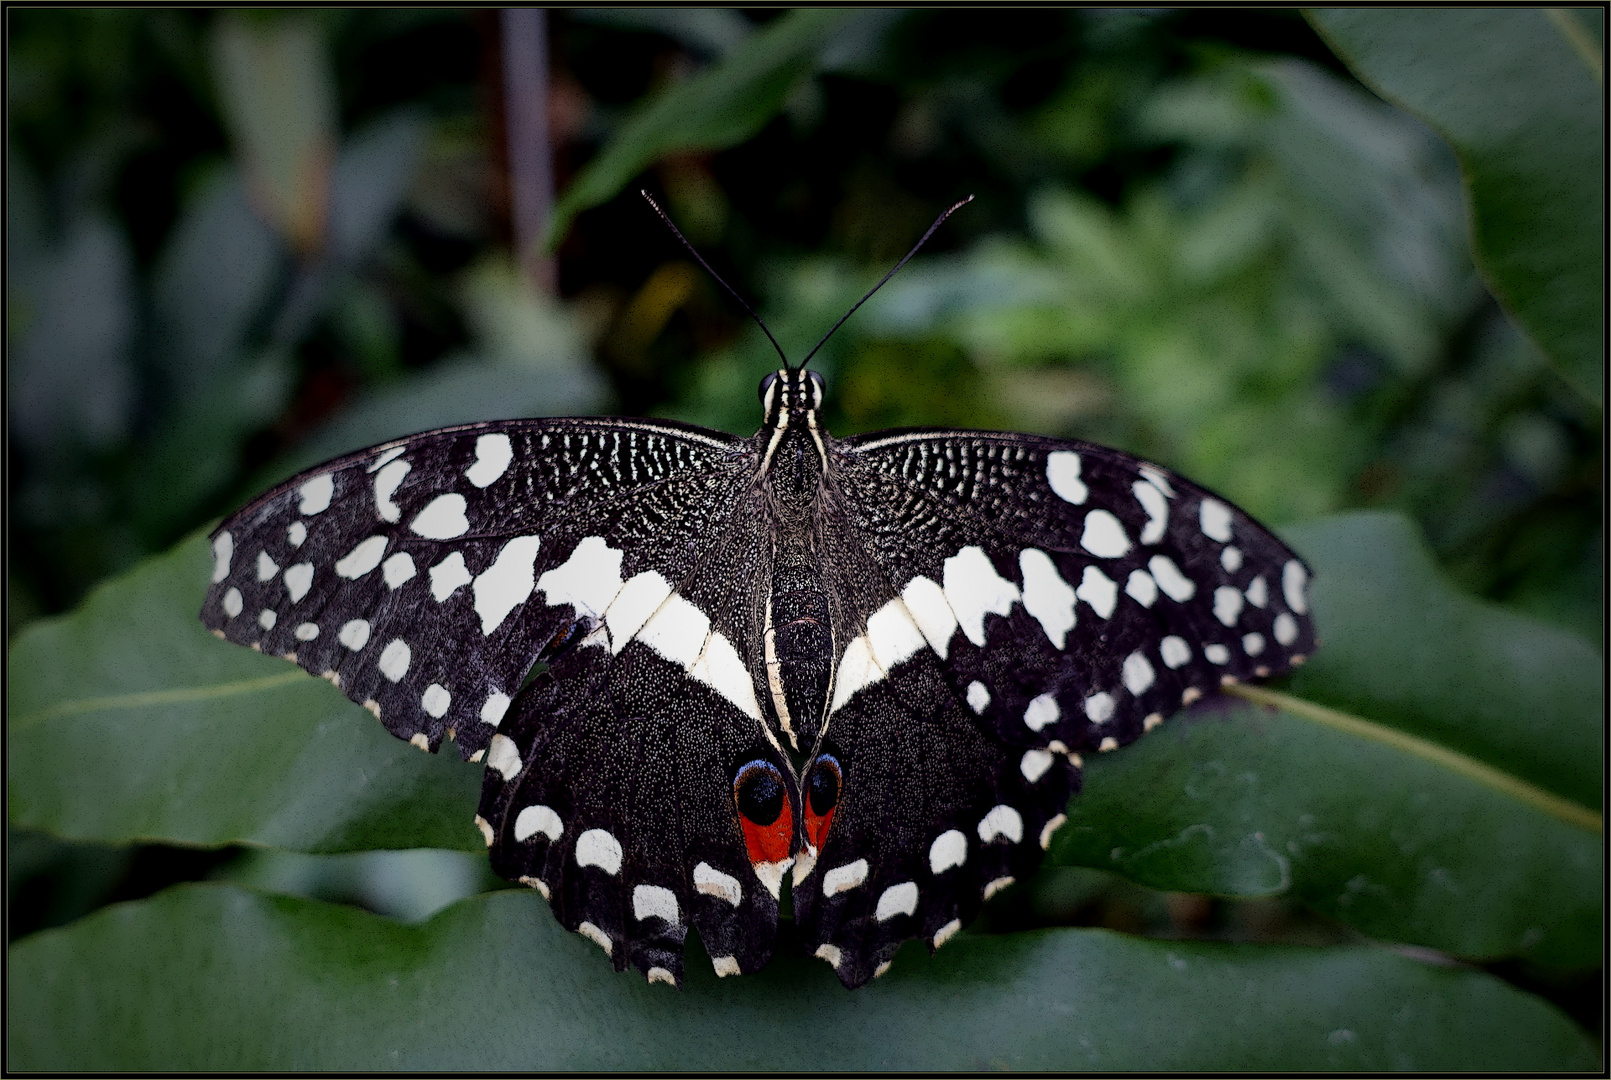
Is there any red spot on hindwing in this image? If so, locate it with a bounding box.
[803,753,843,852]
[732,759,794,866]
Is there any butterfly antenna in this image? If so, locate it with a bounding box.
[797,194,974,371]
[641,189,790,369]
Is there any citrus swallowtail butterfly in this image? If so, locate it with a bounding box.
[201,196,1316,989]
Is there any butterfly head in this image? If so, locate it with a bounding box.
[758,368,825,426]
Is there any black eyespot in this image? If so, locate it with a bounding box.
[757,371,779,404]
[734,759,785,826]
[807,754,841,816]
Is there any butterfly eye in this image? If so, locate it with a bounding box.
[803,753,842,851]
[757,371,779,405]
[806,370,825,403]
[732,758,794,868]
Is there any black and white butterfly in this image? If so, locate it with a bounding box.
[201,196,1316,989]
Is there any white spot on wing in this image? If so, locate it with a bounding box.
[823,859,868,896]
[487,733,522,779]
[473,536,542,635]
[222,588,243,618]
[1213,585,1244,626]
[1243,632,1265,656]
[514,804,562,842]
[577,922,612,955]
[933,919,962,949]
[1123,651,1155,695]
[372,459,410,523]
[901,575,957,658]
[538,537,625,619]
[1274,612,1299,645]
[815,944,843,969]
[334,536,388,579]
[258,609,276,631]
[1204,643,1231,665]
[930,831,968,873]
[1019,548,1076,649]
[284,563,314,603]
[984,876,1015,900]
[256,550,278,583]
[1020,749,1055,783]
[829,637,876,713]
[1245,575,1268,608]
[1221,546,1243,573]
[294,622,319,641]
[338,619,370,651]
[1041,813,1067,850]
[378,638,411,681]
[711,955,741,977]
[287,522,306,548]
[1133,480,1168,544]
[1085,691,1115,724]
[410,493,469,539]
[875,882,918,922]
[429,552,472,602]
[298,474,334,515]
[480,692,511,727]
[1125,569,1157,607]
[382,552,416,589]
[575,829,623,876]
[636,593,710,668]
[694,862,742,906]
[1283,560,1309,615]
[603,571,672,653]
[689,631,761,721]
[943,546,1021,647]
[1023,693,1060,732]
[866,597,926,671]
[421,683,451,718]
[1076,565,1117,618]
[1046,451,1087,504]
[966,680,991,714]
[1199,498,1233,542]
[978,805,1023,844]
[647,967,676,987]
[466,433,514,488]
[1148,555,1196,602]
[1081,509,1132,558]
[211,532,234,583]
[633,884,680,924]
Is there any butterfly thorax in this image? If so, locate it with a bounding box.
[756,369,834,752]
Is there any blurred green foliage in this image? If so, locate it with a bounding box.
[7,8,1602,1069]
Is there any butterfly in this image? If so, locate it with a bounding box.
[201,194,1316,989]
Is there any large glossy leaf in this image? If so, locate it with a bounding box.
[548,8,866,245]
[7,534,483,853]
[1053,512,1601,969]
[1284,512,1602,807]
[7,885,1597,1071]
[1309,9,1604,403]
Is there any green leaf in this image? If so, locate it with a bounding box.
[547,9,865,246]
[1284,512,1602,808]
[1309,9,1604,404]
[7,885,1597,1071]
[1053,512,1601,968]
[7,534,483,853]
